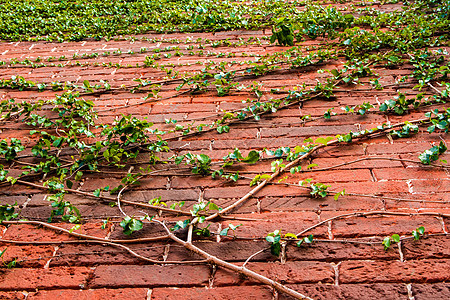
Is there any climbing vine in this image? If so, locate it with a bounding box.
[0,0,449,299]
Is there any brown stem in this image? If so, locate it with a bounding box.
[154,219,314,300]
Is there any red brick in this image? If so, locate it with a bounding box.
[259,195,384,212]
[372,167,449,181]
[286,241,399,262]
[411,283,450,300]
[167,240,275,262]
[152,285,272,300]
[50,242,165,267]
[287,169,372,183]
[366,142,435,155]
[331,181,410,196]
[332,215,443,238]
[0,245,54,268]
[259,125,358,138]
[280,283,408,300]
[340,259,450,283]
[2,224,75,242]
[411,179,450,193]
[214,261,334,285]
[402,235,450,260]
[0,267,92,291]
[126,189,201,203]
[90,265,210,288]
[0,292,26,299]
[220,211,327,239]
[311,155,403,170]
[28,288,148,300]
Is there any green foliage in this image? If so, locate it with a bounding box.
[175,153,212,175]
[46,192,81,223]
[223,149,260,165]
[296,234,314,247]
[426,108,450,133]
[0,202,19,223]
[334,189,346,201]
[324,108,335,119]
[418,141,447,164]
[390,123,419,138]
[270,19,294,46]
[299,179,330,198]
[120,216,144,236]
[219,223,242,237]
[342,102,374,115]
[412,226,425,240]
[382,234,400,250]
[0,248,17,269]
[266,230,282,256]
[0,139,25,161]
[379,93,421,115]
[250,174,271,186]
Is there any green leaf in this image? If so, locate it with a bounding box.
[209,202,219,211]
[265,235,275,243]
[66,179,73,189]
[120,216,144,236]
[391,234,400,243]
[270,242,281,256]
[284,233,298,239]
[382,236,391,250]
[304,234,313,243]
[93,188,101,197]
[417,226,425,235]
[242,150,260,164]
[219,227,230,236]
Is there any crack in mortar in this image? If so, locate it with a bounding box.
[208,265,217,288]
[331,262,341,286]
[272,288,279,300]
[369,169,377,182]
[216,224,222,243]
[438,217,448,234]
[146,289,153,300]
[43,246,59,269]
[327,220,334,240]
[406,180,414,194]
[21,197,32,209]
[398,241,404,262]
[407,283,415,300]
[163,244,170,262]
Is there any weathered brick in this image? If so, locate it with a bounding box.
[286,241,399,262]
[0,267,92,291]
[340,259,450,283]
[220,211,327,239]
[332,215,443,238]
[167,240,275,262]
[214,261,334,285]
[0,291,27,299]
[411,179,450,193]
[411,283,450,300]
[90,265,211,288]
[279,283,408,300]
[402,235,450,260]
[0,245,54,268]
[152,286,272,300]
[2,224,74,242]
[28,288,148,299]
[372,167,449,181]
[50,242,165,267]
[260,195,384,212]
